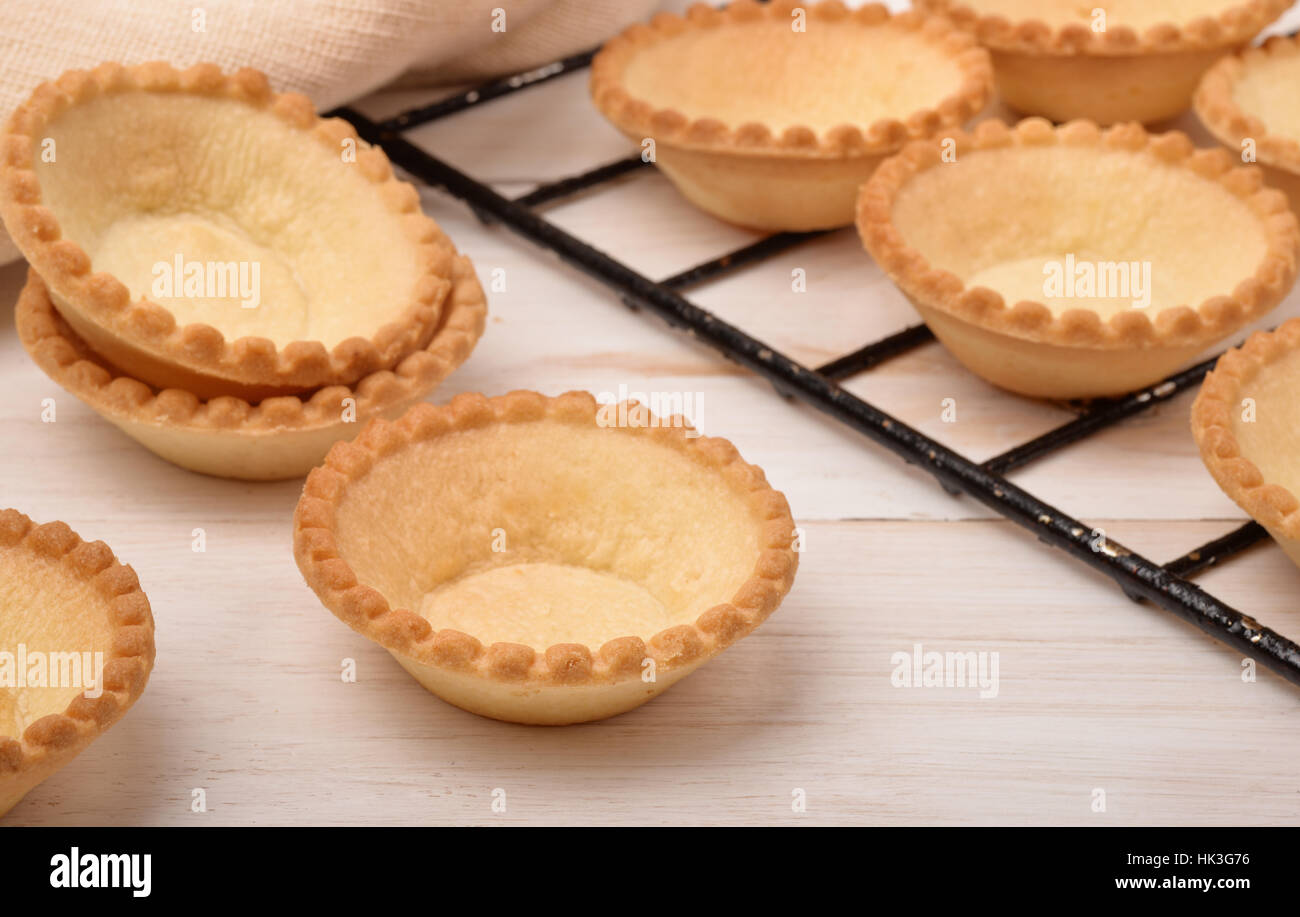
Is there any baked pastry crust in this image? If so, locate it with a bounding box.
[1196,35,1300,181]
[857,118,1300,399]
[16,252,486,481]
[293,391,799,725]
[917,0,1292,55]
[0,62,454,400]
[1192,319,1300,568]
[917,0,1293,124]
[0,509,155,817]
[589,1,992,230]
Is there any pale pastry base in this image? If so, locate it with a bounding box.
[914,302,1206,400]
[992,47,1236,125]
[391,651,704,726]
[20,262,485,481]
[654,145,887,232]
[15,84,435,398]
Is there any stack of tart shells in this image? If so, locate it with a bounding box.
[0,62,486,481]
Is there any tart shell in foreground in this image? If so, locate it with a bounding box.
[293,391,799,725]
[0,509,155,818]
[15,253,486,481]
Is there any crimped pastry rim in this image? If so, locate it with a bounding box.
[916,0,1292,56]
[0,61,456,393]
[15,254,486,436]
[292,391,799,689]
[856,117,1300,351]
[0,509,155,795]
[590,0,993,158]
[1195,34,1300,175]
[1191,318,1300,540]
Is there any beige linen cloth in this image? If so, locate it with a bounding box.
[0,0,662,263]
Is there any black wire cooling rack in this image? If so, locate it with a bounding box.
[332,48,1300,689]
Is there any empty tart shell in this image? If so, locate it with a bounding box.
[1192,319,1300,571]
[590,1,992,231]
[857,118,1300,400]
[0,61,455,400]
[916,0,1292,125]
[0,509,155,818]
[16,251,486,481]
[1196,35,1300,215]
[293,391,799,725]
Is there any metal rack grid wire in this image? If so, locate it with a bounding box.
[331,47,1300,689]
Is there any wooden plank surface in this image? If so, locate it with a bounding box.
[3,1,1300,825]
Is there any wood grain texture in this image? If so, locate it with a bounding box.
[3,0,1300,825]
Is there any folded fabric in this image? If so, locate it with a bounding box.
[0,0,661,264]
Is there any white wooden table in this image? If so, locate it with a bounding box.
[5,2,1300,826]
